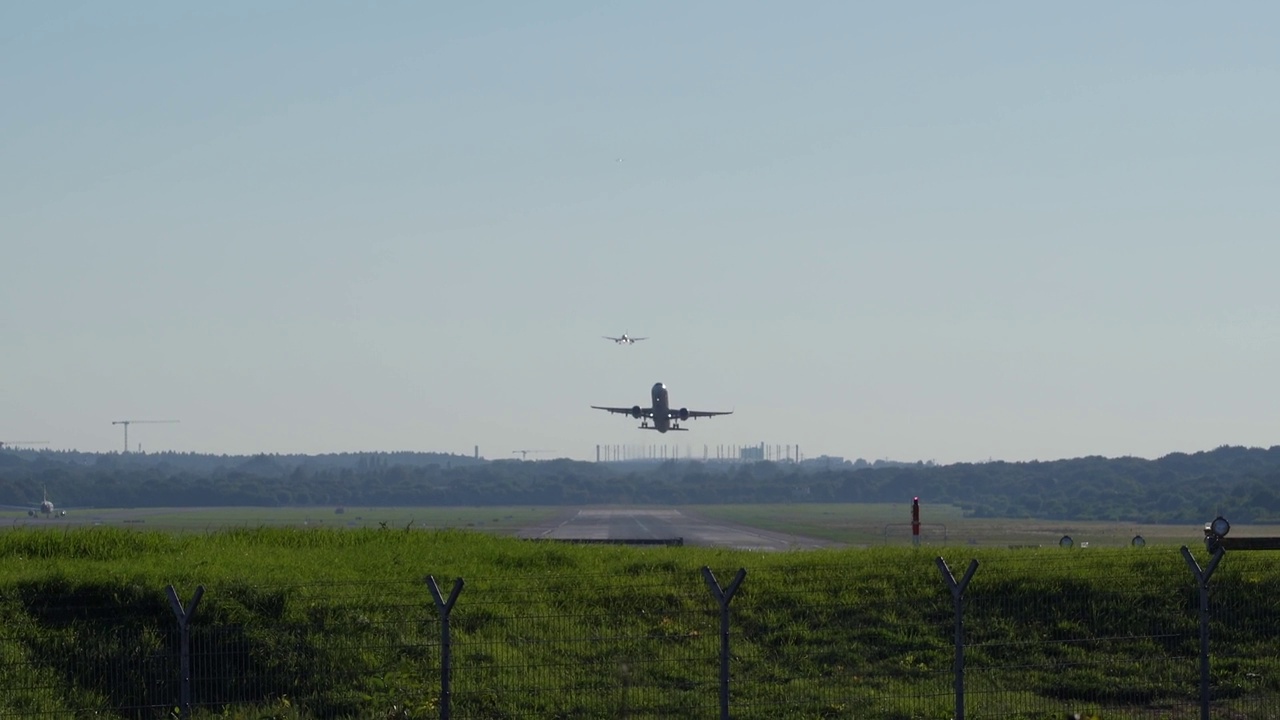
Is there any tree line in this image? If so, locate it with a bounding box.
[1,445,1278,523]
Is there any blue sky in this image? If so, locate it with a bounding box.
[3,2,1278,462]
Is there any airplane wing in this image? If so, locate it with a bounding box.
[603,336,621,342]
[591,406,653,418]
[631,337,648,341]
[669,410,733,419]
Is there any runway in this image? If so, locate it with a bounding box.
[519,507,836,551]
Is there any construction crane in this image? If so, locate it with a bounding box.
[511,449,555,460]
[0,440,49,450]
[111,420,179,453]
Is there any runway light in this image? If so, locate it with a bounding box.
[1059,535,1073,549]
[1131,535,1145,548]
[911,497,920,547]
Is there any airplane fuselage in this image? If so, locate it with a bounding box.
[652,382,671,432]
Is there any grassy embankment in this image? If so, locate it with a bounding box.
[2,527,1279,719]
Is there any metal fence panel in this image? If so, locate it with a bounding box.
[186,580,438,718]
[446,572,719,719]
[960,552,1199,719]
[1206,552,1280,720]
[722,561,955,720]
[0,583,180,717]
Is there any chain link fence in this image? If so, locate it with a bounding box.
[2,547,1279,718]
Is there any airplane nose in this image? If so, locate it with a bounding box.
[652,382,665,393]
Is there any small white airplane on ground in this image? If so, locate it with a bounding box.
[592,382,733,432]
[603,333,647,345]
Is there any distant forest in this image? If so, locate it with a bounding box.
[1,445,1279,523]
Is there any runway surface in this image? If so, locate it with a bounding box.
[519,507,837,551]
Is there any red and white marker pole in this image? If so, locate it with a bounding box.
[912,496,921,547]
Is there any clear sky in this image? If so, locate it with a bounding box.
[3,2,1278,463]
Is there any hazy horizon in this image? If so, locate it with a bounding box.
[3,441,1277,467]
[4,3,1278,463]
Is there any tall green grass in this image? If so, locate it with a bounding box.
[0,528,1277,718]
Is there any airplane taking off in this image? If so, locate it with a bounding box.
[592,382,732,432]
[603,333,647,345]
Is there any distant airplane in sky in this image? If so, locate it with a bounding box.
[604,333,647,345]
[592,382,733,432]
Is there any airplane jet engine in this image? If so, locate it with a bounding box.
[630,406,643,419]
[678,408,690,421]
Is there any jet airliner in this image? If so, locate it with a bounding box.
[0,487,66,518]
[592,382,732,432]
[603,334,647,345]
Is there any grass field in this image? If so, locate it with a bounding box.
[2,526,1279,719]
[687,502,1280,548]
[2,505,564,533]
[9,501,1272,550]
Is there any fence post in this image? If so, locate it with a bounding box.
[702,567,746,720]
[166,585,205,720]
[1181,545,1224,720]
[936,558,978,720]
[427,576,464,720]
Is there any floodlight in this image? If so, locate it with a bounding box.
[1203,515,1231,554]
[1211,516,1230,538]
